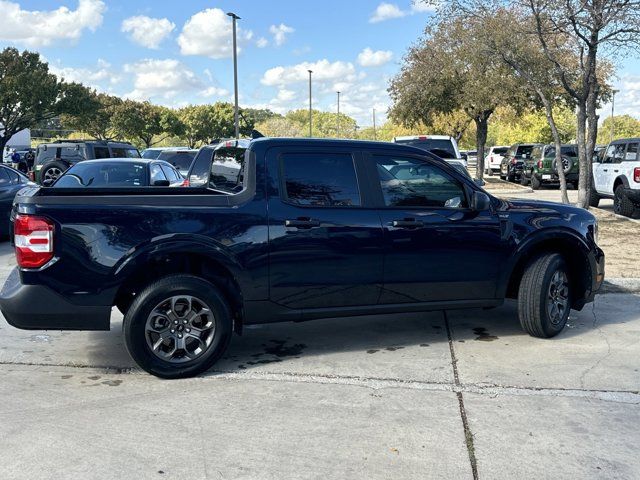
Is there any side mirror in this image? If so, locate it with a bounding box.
[152,179,171,187]
[474,178,486,187]
[471,191,491,211]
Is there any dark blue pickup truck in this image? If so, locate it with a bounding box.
[0,138,604,378]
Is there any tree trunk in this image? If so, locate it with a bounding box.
[575,102,589,208]
[540,101,569,204]
[474,111,491,180]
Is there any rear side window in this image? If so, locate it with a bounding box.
[188,149,213,187]
[0,168,10,186]
[209,148,246,193]
[150,164,167,184]
[625,143,638,161]
[281,153,361,207]
[94,147,110,159]
[160,165,181,182]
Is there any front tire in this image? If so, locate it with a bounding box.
[518,253,571,338]
[614,185,636,217]
[123,274,233,378]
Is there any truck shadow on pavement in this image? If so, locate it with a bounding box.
[78,293,640,376]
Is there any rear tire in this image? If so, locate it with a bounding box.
[530,175,541,190]
[123,274,233,378]
[520,173,529,186]
[518,253,571,338]
[40,160,68,185]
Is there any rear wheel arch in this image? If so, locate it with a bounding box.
[614,175,630,190]
[504,235,592,310]
[114,250,244,333]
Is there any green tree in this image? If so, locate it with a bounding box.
[0,47,93,153]
[111,100,184,148]
[255,116,303,138]
[598,115,640,144]
[285,109,358,138]
[389,16,526,179]
[61,92,122,140]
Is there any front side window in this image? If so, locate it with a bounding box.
[375,156,467,209]
[282,153,361,207]
[605,144,625,164]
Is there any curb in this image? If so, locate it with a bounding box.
[600,278,640,294]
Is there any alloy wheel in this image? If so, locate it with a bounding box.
[145,295,216,363]
[547,270,569,325]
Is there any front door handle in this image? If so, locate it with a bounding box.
[392,219,424,229]
[614,169,619,173]
[285,217,320,229]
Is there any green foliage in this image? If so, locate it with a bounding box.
[111,100,184,148]
[60,92,122,140]
[598,115,640,144]
[0,47,91,150]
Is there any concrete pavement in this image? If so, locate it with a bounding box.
[0,243,639,478]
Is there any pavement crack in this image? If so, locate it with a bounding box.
[444,310,479,480]
[579,297,613,388]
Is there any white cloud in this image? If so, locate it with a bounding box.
[269,23,294,46]
[177,8,253,59]
[0,0,105,47]
[124,58,213,101]
[49,59,121,89]
[357,48,393,67]
[369,3,406,23]
[256,37,269,48]
[262,59,356,86]
[121,15,175,49]
[201,86,230,98]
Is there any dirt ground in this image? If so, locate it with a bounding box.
[483,178,640,278]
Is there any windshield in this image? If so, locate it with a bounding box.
[54,162,146,188]
[515,145,535,158]
[394,139,457,159]
[158,151,197,173]
[492,147,508,155]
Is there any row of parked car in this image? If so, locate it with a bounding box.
[483,139,640,217]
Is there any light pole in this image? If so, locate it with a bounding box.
[227,12,241,139]
[372,108,377,141]
[336,91,341,137]
[610,89,620,143]
[308,70,313,137]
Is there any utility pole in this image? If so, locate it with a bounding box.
[308,70,313,137]
[611,89,620,143]
[336,91,341,138]
[227,12,241,139]
[372,108,377,140]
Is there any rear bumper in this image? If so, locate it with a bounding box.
[533,172,579,182]
[0,268,111,331]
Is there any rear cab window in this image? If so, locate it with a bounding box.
[394,139,457,159]
[516,145,535,159]
[280,153,361,207]
[157,151,197,174]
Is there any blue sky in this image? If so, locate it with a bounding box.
[0,0,637,126]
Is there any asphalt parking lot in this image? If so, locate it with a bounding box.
[0,200,639,479]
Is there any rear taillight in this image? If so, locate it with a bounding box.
[634,167,640,183]
[537,160,543,169]
[14,214,54,268]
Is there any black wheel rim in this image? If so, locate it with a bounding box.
[547,270,569,326]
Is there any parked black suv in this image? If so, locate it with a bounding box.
[500,143,542,182]
[32,140,140,185]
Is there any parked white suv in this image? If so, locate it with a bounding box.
[484,145,509,176]
[393,135,465,165]
[591,138,640,217]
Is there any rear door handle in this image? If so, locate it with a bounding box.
[392,219,424,229]
[285,217,320,229]
[614,169,619,173]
